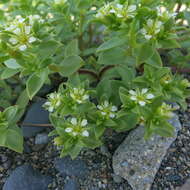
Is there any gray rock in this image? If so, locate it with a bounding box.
[22,99,49,137]
[54,157,88,178]
[3,164,52,190]
[112,114,181,190]
[176,178,190,190]
[64,179,79,190]
[35,133,49,145]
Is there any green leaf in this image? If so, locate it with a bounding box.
[38,40,60,60]
[1,68,20,79]
[4,105,18,123]
[59,55,84,77]
[159,39,180,49]
[4,59,21,69]
[26,68,48,99]
[65,39,79,57]
[137,43,154,65]
[6,126,23,153]
[147,50,163,67]
[97,37,127,53]
[98,47,127,65]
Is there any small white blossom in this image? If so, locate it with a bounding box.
[140,19,163,40]
[97,101,118,119]
[66,118,89,137]
[129,88,154,106]
[44,92,62,112]
[28,36,37,43]
[70,87,89,104]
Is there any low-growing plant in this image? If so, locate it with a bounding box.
[0,0,190,159]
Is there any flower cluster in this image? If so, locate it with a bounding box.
[97,101,118,119]
[69,87,89,104]
[129,88,154,106]
[96,1,137,19]
[156,7,177,20]
[4,15,39,51]
[157,103,174,118]
[140,19,163,40]
[65,117,89,137]
[44,92,62,112]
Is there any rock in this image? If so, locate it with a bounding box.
[22,99,50,137]
[176,178,190,190]
[112,174,124,184]
[3,164,52,190]
[54,157,88,178]
[35,133,49,145]
[100,145,112,158]
[64,179,79,190]
[112,114,181,190]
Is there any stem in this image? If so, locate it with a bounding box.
[21,123,53,127]
[78,69,99,80]
[99,65,116,79]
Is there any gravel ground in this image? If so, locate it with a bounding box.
[0,105,190,190]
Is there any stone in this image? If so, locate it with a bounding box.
[64,179,79,190]
[54,156,88,178]
[22,99,50,137]
[176,179,190,190]
[3,164,52,190]
[112,114,181,190]
[35,133,49,145]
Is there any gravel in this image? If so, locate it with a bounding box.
[1,103,190,190]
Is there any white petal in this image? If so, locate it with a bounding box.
[146,93,154,99]
[128,5,136,12]
[82,94,89,100]
[101,112,106,116]
[13,28,21,35]
[28,36,36,43]
[104,101,109,107]
[49,93,55,99]
[65,128,73,133]
[55,101,61,107]
[25,26,31,34]
[111,106,117,112]
[129,90,136,95]
[139,101,146,106]
[48,106,54,112]
[71,118,77,125]
[72,132,77,136]
[140,28,147,35]
[82,130,89,137]
[9,38,18,44]
[109,9,116,13]
[44,102,51,106]
[147,19,153,27]
[117,14,123,18]
[97,105,103,110]
[76,100,82,104]
[19,45,27,51]
[130,96,137,100]
[145,35,152,40]
[116,4,123,9]
[141,88,148,94]
[109,113,115,118]
[81,119,88,127]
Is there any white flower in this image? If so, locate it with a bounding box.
[13,28,21,35]
[19,45,27,51]
[44,92,62,112]
[128,5,137,12]
[67,118,89,137]
[141,19,163,40]
[97,101,117,119]
[129,88,154,106]
[70,87,89,104]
